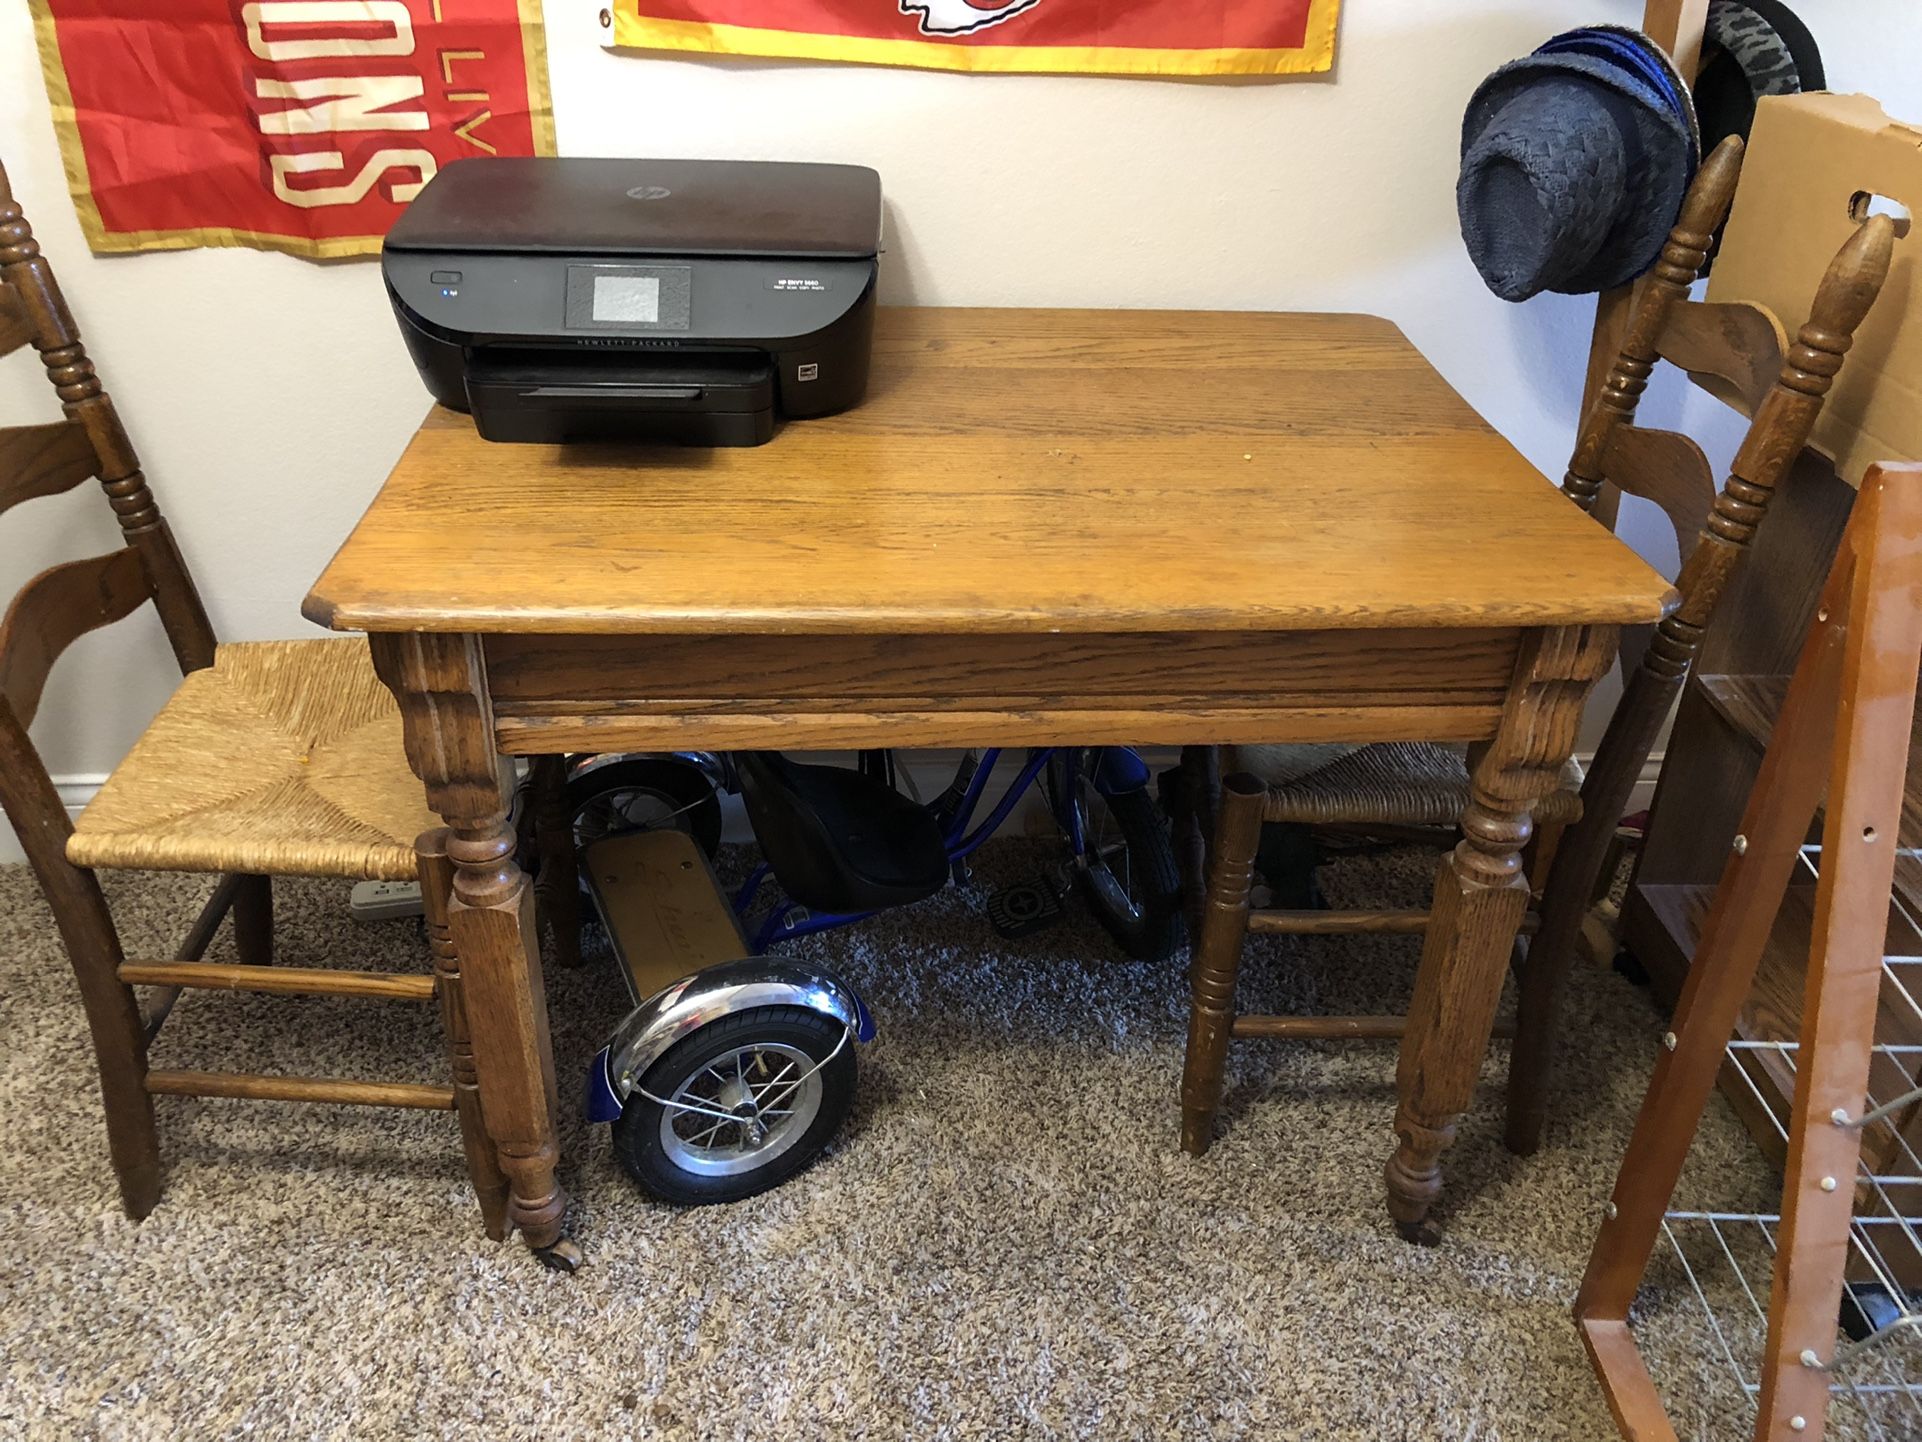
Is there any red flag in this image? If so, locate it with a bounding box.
[607,0,1340,77]
[31,0,555,258]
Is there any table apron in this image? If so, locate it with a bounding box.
[482,628,1524,754]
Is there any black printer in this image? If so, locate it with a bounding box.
[382,157,881,446]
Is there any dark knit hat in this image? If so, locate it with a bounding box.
[1696,1,1825,155]
[1459,26,1701,302]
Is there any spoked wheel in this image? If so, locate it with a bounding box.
[1049,750,1183,963]
[567,757,723,861]
[612,1006,856,1206]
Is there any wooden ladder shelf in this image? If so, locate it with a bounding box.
[1578,463,1922,1440]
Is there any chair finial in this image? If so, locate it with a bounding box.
[1782,214,1898,396]
[0,157,38,271]
[1560,134,1749,514]
[1654,135,1745,290]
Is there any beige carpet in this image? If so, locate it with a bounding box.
[0,842,1863,1440]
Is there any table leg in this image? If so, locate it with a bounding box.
[1386,626,1615,1242]
[370,634,577,1270]
[419,827,511,1242]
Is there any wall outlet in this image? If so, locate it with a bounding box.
[350,878,423,922]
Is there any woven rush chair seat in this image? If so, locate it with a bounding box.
[1246,742,1584,830]
[67,638,434,881]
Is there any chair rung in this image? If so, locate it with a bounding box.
[1230,1014,1518,1041]
[1234,1014,1413,1040]
[1250,909,1432,935]
[119,962,435,1002]
[1246,909,1541,937]
[144,1069,454,1110]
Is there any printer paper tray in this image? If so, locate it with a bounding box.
[465,349,776,446]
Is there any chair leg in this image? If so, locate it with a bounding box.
[1507,662,1672,1155]
[528,756,582,971]
[1506,805,1617,1156]
[82,937,163,1219]
[232,873,273,963]
[419,829,511,1241]
[63,881,162,1217]
[1173,745,1221,944]
[1181,772,1265,1156]
[1522,819,1567,904]
[0,718,163,1218]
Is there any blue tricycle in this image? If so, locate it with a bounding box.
[567,748,1179,1205]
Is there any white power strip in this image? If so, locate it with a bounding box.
[350,878,423,922]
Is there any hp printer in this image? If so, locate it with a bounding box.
[383,157,881,446]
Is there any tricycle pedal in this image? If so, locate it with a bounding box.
[986,876,1065,939]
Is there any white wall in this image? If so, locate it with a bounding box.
[2,0,1918,861]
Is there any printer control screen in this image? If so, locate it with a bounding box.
[593,274,660,324]
[564,264,691,331]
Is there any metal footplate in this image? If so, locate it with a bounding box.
[584,828,752,1005]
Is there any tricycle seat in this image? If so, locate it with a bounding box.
[735,752,949,913]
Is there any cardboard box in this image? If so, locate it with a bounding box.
[1708,92,1920,487]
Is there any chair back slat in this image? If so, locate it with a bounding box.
[1561,136,1746,515]
[1564,132,1897,646]
[0,280,27,357]
[0,418,99,517]
[0,156,216,678]
[1602,426,1716,566]
[1627,216,1896,691]
[1656,299,1786,416]
[0,548,155,731]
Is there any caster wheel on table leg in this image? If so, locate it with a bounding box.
[1395,1218,1443,1248]
[535,1238,583,1272]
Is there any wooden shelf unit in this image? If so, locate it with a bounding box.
[1622,449,1922,1174]
[1695,672,1786,751]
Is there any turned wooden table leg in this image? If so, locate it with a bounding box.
[419,828,510,1242]
[1386,626,1615,1242]
[1181,771,1265,1156]
[372,634,577,1270]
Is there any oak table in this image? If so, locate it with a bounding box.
[304,307,1676,1263]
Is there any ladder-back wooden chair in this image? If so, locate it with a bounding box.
[0,160,508,1239]
[1179,138,1902,1169]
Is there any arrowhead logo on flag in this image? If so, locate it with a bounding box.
[607,0,1340,77]
[901,1,1039,37]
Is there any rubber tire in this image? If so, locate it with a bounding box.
[1054,759,1182,963]
[1083,784,1184,962]
[566,757,723,860]
[612,1006,857,1206]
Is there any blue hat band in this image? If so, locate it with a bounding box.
[1538,33,1694,159]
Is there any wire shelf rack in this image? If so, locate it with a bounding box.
[1640,847,1922,1440]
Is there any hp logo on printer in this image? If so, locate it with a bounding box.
[626,184,673,201]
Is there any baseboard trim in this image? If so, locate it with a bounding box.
[55,774,109,813]
[1,752,1665,866]
[0,773,107,866]
[1619,749,1666,816]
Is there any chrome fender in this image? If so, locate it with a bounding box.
[585,957,874,1123]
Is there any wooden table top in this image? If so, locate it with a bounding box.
[304,308,1676,636]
